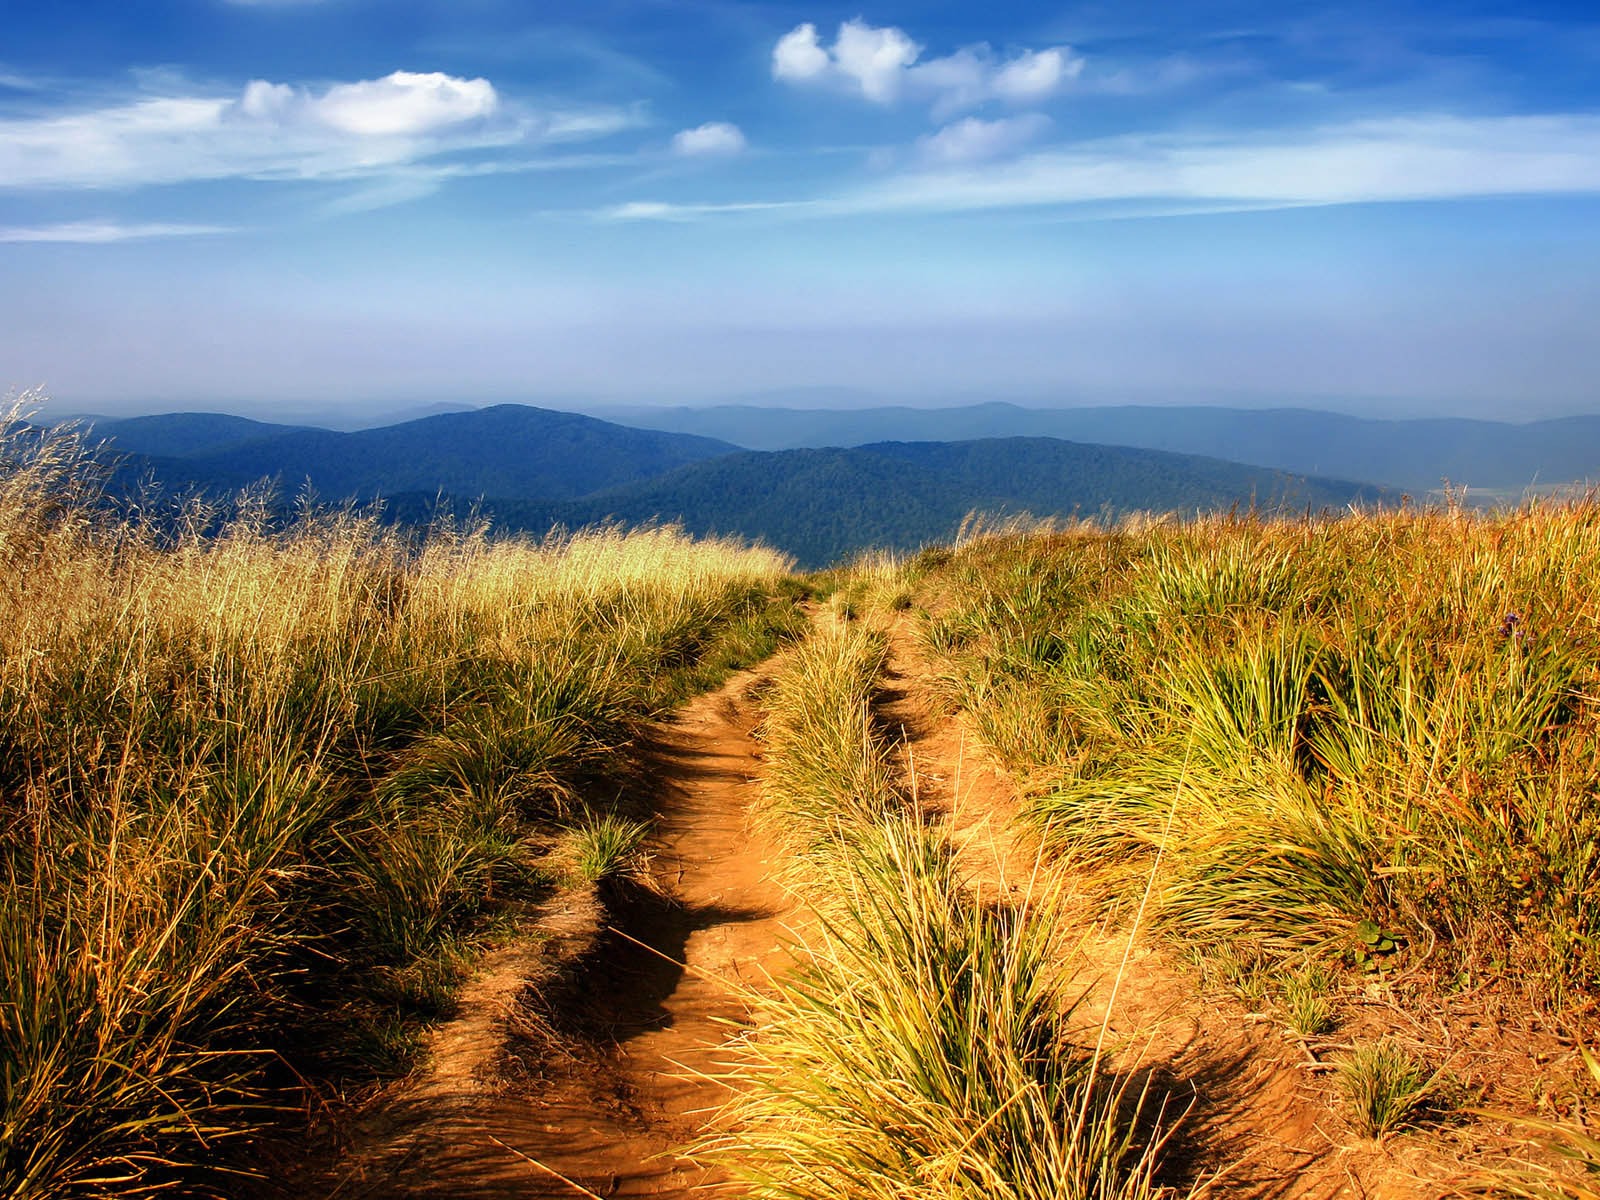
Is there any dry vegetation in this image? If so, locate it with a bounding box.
[0,403,795,1197]
[909,505,1600,1194]
[7,385,1600,1199]
[717,617,1176,1198]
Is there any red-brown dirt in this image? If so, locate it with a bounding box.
[314,670,796,1199]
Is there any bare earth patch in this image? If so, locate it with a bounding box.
[314,668,797,1199]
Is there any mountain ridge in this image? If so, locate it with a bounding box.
[585,401,1600,494]
[376,437,1383,568]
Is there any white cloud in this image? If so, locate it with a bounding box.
[602,114,1600,222]
[855,115,1600,214]
[0,220,234,243]
[601,199,807,221]
[771,19,1080,113]
[0,70,633,191]
[918,114,1051,164]
[314,72,498,135]
[992,49,1076,103]
[832,21,921,103]
[671,121,747,156]
[772,24,831,82]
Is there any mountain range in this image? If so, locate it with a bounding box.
[79,404,1384,567]
[587,402,1600,496]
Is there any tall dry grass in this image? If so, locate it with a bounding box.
[918,504,1600,1006]
[720,618,1174,1199]
[0,398,794,1197]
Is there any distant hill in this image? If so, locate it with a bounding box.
[83,408,1385,567]
[85,413,314,459]
[391,438,1382,568]
[94,405,739,503]
[586,403,1600,495]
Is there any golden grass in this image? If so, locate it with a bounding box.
[0,399,793,1197]
[919,503,1600,1006]
[719,615,1175,1199]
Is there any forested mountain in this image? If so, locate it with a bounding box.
[383,438,1381,567]
[91,405,739,502]
[86,413,316,458]
[589,402,1600,494]
[80,406,1383,565]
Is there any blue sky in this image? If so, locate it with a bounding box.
[3,0,1599,420]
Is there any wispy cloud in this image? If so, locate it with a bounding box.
[422,26,674,91]
[860,115,1600,213]
[600,199,809,222]
[0,70,638,191]
[773,20,1081,116]
[606,113,1600,221]
[0,220,235,243]
[917,114,1051,164]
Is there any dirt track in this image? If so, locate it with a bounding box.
[319,669,794,1199]
[313,619,1453,1199]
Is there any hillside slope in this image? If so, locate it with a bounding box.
[591,402,1600,493]
[87,413,317,458]
[403,437,1380,567]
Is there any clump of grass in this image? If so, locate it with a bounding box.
[917,506,1600,1006]
[756,622,898,856]
[1197,941,1273,1009]
[720,611,1175,1198]
[730,818,1171,1199]
[1280,961,1339,1037]
[564,814,654,885]
[1338,1038,1432,1140]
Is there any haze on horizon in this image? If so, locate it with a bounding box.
[3,0,1599,423]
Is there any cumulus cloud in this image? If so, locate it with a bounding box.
[831,21,921,102]
[671,121,747,156]
[918,113,1051,164]
[771,19,1080,113]
[0,70,632,190]
[0,220,234,243]
[772,24,832,82]
[238,70,498,135]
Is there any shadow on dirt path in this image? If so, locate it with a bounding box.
[317,673,796,1199]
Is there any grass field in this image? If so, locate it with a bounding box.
[916,505,1600,1009]
[6,394,1600,1197]
[0,409,795,1197]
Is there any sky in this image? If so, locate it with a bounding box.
[3,0,1600,422]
